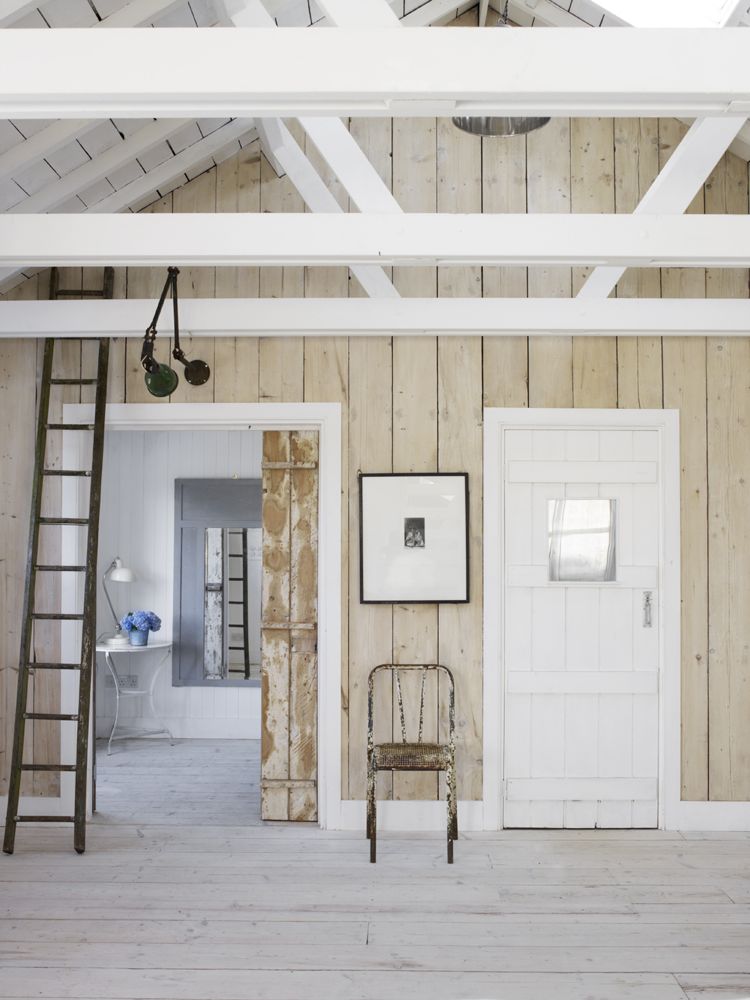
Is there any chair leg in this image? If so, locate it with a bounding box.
[446,759,457,862]
[367,757,377,862]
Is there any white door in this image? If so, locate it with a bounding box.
[502,425,661,828]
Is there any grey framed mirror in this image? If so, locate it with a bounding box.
[174,479,262,686]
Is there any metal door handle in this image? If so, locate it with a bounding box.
[643,591,653,628]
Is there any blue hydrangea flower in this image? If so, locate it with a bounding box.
[120,610,162,633]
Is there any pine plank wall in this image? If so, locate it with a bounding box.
[2,19,750,807]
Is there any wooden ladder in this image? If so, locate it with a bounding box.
[3,268,113,855]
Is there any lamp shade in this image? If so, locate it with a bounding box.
[108,558,135,583]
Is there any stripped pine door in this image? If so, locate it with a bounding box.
[503,426,661,828]
[261,431,319,821]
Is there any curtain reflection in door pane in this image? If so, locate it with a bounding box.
[548,498,616,582]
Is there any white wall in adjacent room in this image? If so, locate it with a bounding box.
[96,428,263,740]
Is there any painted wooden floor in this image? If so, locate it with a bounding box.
[1,741,750,1000]
[94,737,262,826]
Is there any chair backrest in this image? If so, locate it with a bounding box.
[367,663,455,747]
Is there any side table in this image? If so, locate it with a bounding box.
[96,640,174,755]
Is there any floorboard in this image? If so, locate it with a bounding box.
[1,739,749,1000]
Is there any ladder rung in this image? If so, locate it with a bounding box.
[31,613,84,621]
[49,378,98,385]
[38,517,89,525]
[21,764,77,772]
[35,565,86,572]
[42,469,91,477]
[24,713,79,722]
[15,816,75,823]
[27,662,81,670]
[46,424,95,431]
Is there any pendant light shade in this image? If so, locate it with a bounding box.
[453,1,550,139]
[451,116,551,137]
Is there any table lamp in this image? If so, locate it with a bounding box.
[101,557,135,647]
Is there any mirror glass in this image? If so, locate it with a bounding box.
[548,498,616,582]
[174,479,262,687]
[203,527,262,681]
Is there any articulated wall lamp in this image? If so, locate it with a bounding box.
[140,266,211,397]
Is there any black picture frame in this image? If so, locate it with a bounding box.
[359,472,470,604]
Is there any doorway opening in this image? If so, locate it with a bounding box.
[54,402,342,830]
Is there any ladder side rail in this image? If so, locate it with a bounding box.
[73,339,110,854]
[3,339,56,855]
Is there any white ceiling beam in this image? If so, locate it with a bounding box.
[9,118,193,215]
[255,118,398,298]
[4,212,750,269]
[229,0,400,296]
[579,116,748,299]
[3,296,750,338]
[298,118,402,214]
[313,0,400,26]
[1,28,749,119]
[505,0,750,161]
[0,119,256,289]
[0,0,190,184]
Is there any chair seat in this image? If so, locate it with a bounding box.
[372,741,452,771]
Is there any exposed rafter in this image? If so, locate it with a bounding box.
[8,119,192,215]
[226,0,401,298]
[254,118,398,298]
[3,213,750,269]
[0,28,747,119]
[3,296,750,338]
[579,116,747,299]
[0,119,256,290]
[313,0,400,26]
[0,0,195,185]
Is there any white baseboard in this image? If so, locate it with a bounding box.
[336,799,485,832]
[667,800,750,831]
[96,717,260,740]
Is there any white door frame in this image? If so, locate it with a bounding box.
[7,402,343,830]
[483,408,681,831]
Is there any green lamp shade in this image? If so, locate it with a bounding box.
[144,363,179,398]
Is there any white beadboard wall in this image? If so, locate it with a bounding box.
[96,428,263,740]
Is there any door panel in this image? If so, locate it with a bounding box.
[503,426,660,829]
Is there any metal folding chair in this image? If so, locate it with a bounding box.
[367,663,457,863]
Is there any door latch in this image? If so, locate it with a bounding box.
[643,591,653,628]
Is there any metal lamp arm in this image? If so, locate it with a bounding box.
[140,267,180,372]
[102,560,121,632]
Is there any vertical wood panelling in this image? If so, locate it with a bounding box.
[214,144,261,403]
[0,333,37,796]
[613,119,662,408]
[706,149,750,801]
[663,338,709,801]
[571,118,617,408]
[6,105,750,808]
[527,118,573,406]
[303,338,350,797]
[707,339,750,800]
[392,117,436,297]
[391,336,439,800]
[347,338,393,800]
[171,172,216,404]
[438,338,483,800]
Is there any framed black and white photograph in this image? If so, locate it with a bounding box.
[359,473,469,604]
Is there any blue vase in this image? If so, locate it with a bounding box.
[130,629,149,647]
